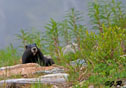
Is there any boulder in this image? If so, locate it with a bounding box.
[34,67,65,74]
[62,43,78,55]
[0,73,69,87]
[0,63,65,77]
[0,63,68,87]
[0,73,68,84]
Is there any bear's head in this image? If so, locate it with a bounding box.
[25,43,38,56]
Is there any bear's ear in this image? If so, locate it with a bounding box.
[25,45,28,49]
[33,43,36,46]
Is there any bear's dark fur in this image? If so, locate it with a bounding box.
[22,43,54,66]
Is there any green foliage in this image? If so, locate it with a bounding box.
[31,83,52,88]
[1,0,126,87]
[0,44,19,67]
[16,29,28,49]
[45,18,60,57]
[88,0,126,33]
[65,8,86,49]
[59,19,71,45]
[90,26,125,64]
[80,25,126,87]
[15,2,126,87]
[16,28,46,53]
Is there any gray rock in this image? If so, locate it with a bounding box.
[0,73,69,87]
[0,63,40,71]
[0,64,22,71]
[40,73,68,79]
[0,63,66,78]
[88,85,94,88]
[44,55,52,58]
[62,43,78,55]
[121,85,126,88]
[70,59,87,67]
[34,67,65,74]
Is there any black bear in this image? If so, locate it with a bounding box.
[22,43,54,66]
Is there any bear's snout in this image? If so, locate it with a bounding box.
[33,47,37,51]
[31,47,38,55]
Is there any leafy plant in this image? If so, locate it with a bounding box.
[65,8,86,50]
[0,44,19,67]
[45,18,61,59]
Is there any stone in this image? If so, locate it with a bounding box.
[0,73,69,87]
[40,73,68,79]
[44,55,52,58]
[121,85,126,88]
[34,67,65,74]
[52,85,59,88]
[0,63,65,77]
[120,54,126,57]
[88,85,94,88]
[0,63,69,88]
[0,63,40,71]
[62,43,78,55]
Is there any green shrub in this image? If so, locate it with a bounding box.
[0,44,19,67]
[4,0,126,87]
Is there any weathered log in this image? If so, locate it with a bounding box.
[0,73,68,87]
